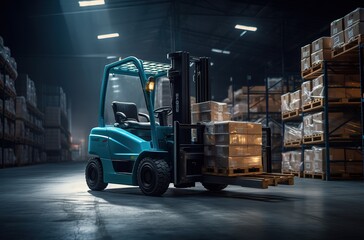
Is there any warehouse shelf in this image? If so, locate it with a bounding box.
[0,52,18,80]
[300,42,364,180]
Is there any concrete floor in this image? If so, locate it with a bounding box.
[0,162,363,240]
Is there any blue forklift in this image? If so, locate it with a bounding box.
[85,51,294,196]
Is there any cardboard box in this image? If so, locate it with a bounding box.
[303,114,313,136]
[191,101,228,113]
[331,31,345,49]
[344,7,364,29]
[281,93,291,112]
[301,81,312,105]
[345,22,364,43]
[289,90,301,110]
[346,162,363,174]
[215,133,262,145]
[284,124,302,142]
[331,18,344,36]
[214,121,262,134]
[311,49,331,65]
[191,111,231,123]
[215,145,262,157]
[312,37,332,52]
[301,44,311,59]
[301,57,311,71]
[215,156,262,169]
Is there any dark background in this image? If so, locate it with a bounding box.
[0,0,362,145]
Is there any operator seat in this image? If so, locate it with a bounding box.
[112,101,151,130]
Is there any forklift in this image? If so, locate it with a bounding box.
[85,51,294,196]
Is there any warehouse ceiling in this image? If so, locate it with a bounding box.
[1,1,362,74]
[0,0,362,141]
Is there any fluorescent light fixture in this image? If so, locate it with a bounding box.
[211,48,222,53]
[110,77,119,81]
[79,0,105,7]
[235,24,257,32]
[211,48,230,55]
[97,33,119,40]
[112,85,119,88]
[240,30,247,37]
[107,56,117,59]
[113,90,120,93]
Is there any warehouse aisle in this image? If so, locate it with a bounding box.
[0,162,363,240]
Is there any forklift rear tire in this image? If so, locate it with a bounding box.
[85,158,108,191]
[137,158,170,196]
[202,183,228,192]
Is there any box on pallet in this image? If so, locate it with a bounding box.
[301,58,311,72]
[312,37,332,52]
[215,145,262,157]
[281,152,291,172]
[191,101,227,113]
[304,149,314,172]
[215,156,262,169]
[301,81,312,105]
[331,31,345,49]
[303,114,313,137]
[281,92,291,112]
[301,44,311,59]
[213,121,262,134]
[191,111,231,123]
[290,151,302,172]
[311,49,331,66]
[211,133,262,145]
[284,123,302,143]
[331,18,344,36]
[344,8,364,29]
[289,90,301,110]
[344,22,364,44]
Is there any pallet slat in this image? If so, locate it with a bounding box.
[203,166,263,176]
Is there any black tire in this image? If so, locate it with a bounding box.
[85,158,108,191]
[202,183,228,192]
[137,158,170,196]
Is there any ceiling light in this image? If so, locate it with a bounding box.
[211,48,230,55]
[79,0,105,7]
[97,33,119,40]
[107,56,117,59]
[112,85,119,88]
[240,31,247,37]
[235,24,257,32]
[113,90,120,93]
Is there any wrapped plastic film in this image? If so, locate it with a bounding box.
[290,151,303,172]
[312,146,325,173]
[281,152,291,172]
[284,123,302,142]
[304,149,314,172]
[303,114,314,137]
[281,93,291,112]
[311,75,324,101]
[301,81,312,105]
[289,90,301,110]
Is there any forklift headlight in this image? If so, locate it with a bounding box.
[146,77,155,92]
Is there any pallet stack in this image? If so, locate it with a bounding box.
[15,74,46,166]
[0,35,18,167]
[282,7,364,179]
[40,86,71,162]
[191,101,263,176]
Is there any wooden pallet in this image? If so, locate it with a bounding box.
[282,171,302,178]
[203,166,263,176]
[282,109,301,120]
[283,140,301,148]
[303,133,324,144]
[332,34,364,59]
[301,62,324,79]
[303,171,325,180]
[302,98,323,112]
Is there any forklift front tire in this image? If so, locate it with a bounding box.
[137,158,170,196]
[85,158,108,191]
[202,183,228,192]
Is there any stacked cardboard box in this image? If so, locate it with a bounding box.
[331,18,345,49]
[281,151,302,172]
[203,121,262,171]
[191,101,230,124]
[311,37,332,66]
[344,8,364,44]
[284,123,302,143]
[301,44,311,72]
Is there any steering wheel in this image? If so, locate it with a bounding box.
[154,106,172,117]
